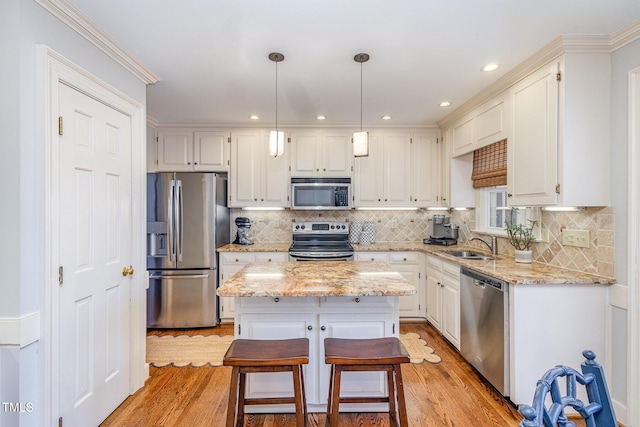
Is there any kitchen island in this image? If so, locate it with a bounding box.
[217,260,416,413]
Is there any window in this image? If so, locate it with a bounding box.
[475,186,542,239]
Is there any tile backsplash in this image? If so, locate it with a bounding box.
[231,206,615,278]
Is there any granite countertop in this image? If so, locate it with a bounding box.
[217,242,616,286]
[216,260,417,297]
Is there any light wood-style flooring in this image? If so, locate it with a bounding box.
[101,322,523,426]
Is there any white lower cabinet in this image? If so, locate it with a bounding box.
[355,251,425,319]
[219,252,287,322]
[425,255,460,349]
[236,296,398,412]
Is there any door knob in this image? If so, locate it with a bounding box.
[122,265,134,276]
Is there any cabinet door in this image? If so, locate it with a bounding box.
[354,252,389,262]
[229,131,261,207]
[508,62,559,206]
[425,271,442,329]
[261,132,290,207]
[389,252,424,318]
[318,313,393,404]
[411,133,439,207]
[193,131,229,171]
[441,275,460,349]
[290,132,321,176]
[219,253,255,321]
[353,133,383,206]
[439,132,450,206]
[322,132,353,177]
[451,116,475,156]
[157,131,193,171]
[382,133,411,206]
[240,313,316,404]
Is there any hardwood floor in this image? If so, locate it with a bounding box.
[101,322,523,426]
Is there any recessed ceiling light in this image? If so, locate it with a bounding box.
[249,115,260,120]
[381,115,392,120]
[482,63,500,72]
[316,115,326,120]
[439,101,451,107]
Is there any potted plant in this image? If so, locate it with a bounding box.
[504,217,539,263]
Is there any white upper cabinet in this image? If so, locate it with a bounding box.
[508,62,559,206]
[229,130,289,208]
[410,132,440,207]
[354,132,411,207]
[451,94,508,157]
[290,130,352,177]
[508,52,610,207]
[156,129,229,172]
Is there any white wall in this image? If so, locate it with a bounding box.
[0,1,147,426]
[610,36,640,423]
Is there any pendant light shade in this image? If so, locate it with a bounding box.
[268,52,285,157]
[353,53,370,157]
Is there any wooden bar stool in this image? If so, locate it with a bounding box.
[324,337,410,427]
[223,338,309,427]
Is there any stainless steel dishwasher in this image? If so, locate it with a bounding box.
[460,266,510,397]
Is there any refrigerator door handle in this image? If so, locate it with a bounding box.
[168,179,176,262]
[149,273,210,279]
[176,179,183,262]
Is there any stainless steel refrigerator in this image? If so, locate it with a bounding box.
[146,172,230,328]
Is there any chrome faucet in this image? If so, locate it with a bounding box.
[470,235,498,256]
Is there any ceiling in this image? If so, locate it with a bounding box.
[67,0,640,127]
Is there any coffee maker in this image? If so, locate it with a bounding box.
[233,217,253,245]
[423,214,459,245]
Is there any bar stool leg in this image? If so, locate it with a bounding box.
[292,365,305,427]
[298,365,308,426]
[394,364,409,427]
[226,367,239,427]
[236,371,247,427]
[387,368,398,426]
[329,365,343,427]
[325,364,334,427]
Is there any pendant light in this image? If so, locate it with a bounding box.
[353,53,370,157]
[268,52,285,157]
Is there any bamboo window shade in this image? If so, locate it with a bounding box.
[471,139,507,188]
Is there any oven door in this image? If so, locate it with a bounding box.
[288,251,354,261]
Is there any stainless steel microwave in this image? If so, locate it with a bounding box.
[290,178,351,210]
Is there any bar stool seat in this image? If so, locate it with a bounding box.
[324,337,410,427]
[223,338,309,427]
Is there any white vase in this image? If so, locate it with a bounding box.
[514,249,532,263]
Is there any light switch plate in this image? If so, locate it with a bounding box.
[562,229,590,248]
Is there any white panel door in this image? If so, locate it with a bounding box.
[58,83,132,426]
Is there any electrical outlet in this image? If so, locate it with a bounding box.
[273,219,280,228]
[391,219,398,229]
[562,229,590,248]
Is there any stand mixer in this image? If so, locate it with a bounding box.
[233,217,254,245]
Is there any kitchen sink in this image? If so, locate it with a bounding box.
[443,250,495,260]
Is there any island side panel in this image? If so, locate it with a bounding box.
[234,295,399,413]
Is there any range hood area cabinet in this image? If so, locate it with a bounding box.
[353,131,441,208]
[289,130,353,177]
[154,129,230,172]
[228,130,290,208]
[508,52,610,207]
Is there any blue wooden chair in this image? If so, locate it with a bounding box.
[518,350,617,427]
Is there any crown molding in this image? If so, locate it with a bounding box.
[438,21,640,129]
[35,0,161,85]
[610,18,640,51]
[153,121,439,131]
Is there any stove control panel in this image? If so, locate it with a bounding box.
[292,221,349,234]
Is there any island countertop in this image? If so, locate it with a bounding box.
[216,260,417,297]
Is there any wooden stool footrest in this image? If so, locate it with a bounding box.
[338,397,390,404]
[243,397,297,405]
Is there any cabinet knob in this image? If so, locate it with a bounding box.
[261,198,264,201]
[194,162,198,165]
[354,298,360,303]
[507,193,513,198]
[385,199,388,202]
[187,162,191,165]
[274,297,280,303]
[307,325,313,331]
[323,168,326,171]
[403,258,407,261]
[316,168,319,171]
[268,258,272,262]
[235,259,239,262]
[254,198,257,201]
[378,199,381,202]
[321,326,326,331]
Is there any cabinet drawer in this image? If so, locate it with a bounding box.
[255,253,288,262]
[355,252,390,262]
[389,252,420,264]
[320,296,394,309]
[442,261,460,279]
[239,296,317,311]
[220,253,255,264]
[426,255,442,270]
